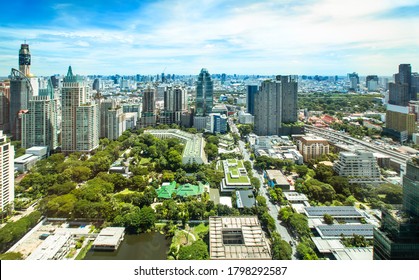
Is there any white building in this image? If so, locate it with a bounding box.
[0,131,14,212]
[238,111,254,124]
[333,150,382,184]
[61,66,99,153]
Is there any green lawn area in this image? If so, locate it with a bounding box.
[224,160,250,184]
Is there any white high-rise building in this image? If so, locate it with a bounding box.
[100,99,126,140]
[0,131,14,212]
[61,66,99,153]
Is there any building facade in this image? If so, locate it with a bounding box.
[21,79,59,151]
[254,75,297,136]
[100,99,126,140]
[295,135,330,162]
[366,75,379,91]
[61,66,99,153]
[0,81,10,132]
[246,85,258,115]
[373,158,419,260]
[333,150,381,184]
[206,113,228,134]
[195,68,213,117]
[140,86,157,128]
[0,131,14,212]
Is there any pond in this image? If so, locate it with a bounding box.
[84,232,171,260]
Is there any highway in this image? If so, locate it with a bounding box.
[304,125,410,167]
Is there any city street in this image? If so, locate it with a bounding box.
[238,139,297,259]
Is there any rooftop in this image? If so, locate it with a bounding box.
[209,216,271,260]
[26,234,71,260]
[223,159,251,185]
[236,190,255,208]
[92,227,125,247]
[315,224,374,239]
[265,169,289,186]
[305,206,363,218]
[156,181,205,198]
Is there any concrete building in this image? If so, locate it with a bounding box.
[92,227,125,251]
[0,131,14,212]
[366,75,379,91]
[254,75,298,136]
[161,85,187,125]
[193,115,208,131]
[26,234,72,260]
[238,111,254,124]
[61,66,99,153]
[100,99,126,140]
[145,129,208,165]
[374,158,419,259]
[333,150,382,184]
[21,79,59,151]
[246,85,258,115]
[14,154,39,172]
[219,159,252,193]
[209,216,271,260]
[348,72,359,90]
[206,113,227,134]
[385,104,416,138]
[140,86,157,128]
[265,169,290,191]
[294,134,330,162]
[0,81,10,133]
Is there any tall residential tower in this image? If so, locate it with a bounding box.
[0,131,14,212]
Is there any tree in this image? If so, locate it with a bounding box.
[295,165,309,178]
[323,214,334,225]
[44,194,77,217]
[178,240,209,260]
[271,233,292,260]
[296,242,318,260]
[204,143,218,161]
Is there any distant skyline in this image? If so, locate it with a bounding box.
[1,0,419,76]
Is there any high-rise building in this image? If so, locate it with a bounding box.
[195,68,213,117]
[61,66,99,153]
[19,43,31,77]
[0,130,14,212]
[348,72,359,91]
[253,75,298,136]
[373,158,419,259]
[161,85,187,125]
[366,75,379,91]
[0,81,10,132]
[294,135,330,162]
[100,99,126,140]
[140,86,157,128]
[389,64,417,106]
[21,79,59,151]
[246,85,258,115]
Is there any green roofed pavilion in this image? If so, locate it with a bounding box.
[156,181,206,199]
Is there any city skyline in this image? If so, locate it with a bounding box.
[0,0,419,76]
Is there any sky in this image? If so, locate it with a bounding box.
[0,0,419,76]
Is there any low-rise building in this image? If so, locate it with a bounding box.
[218,159,252,193]
[294,134,330,162]
[92,227,125,251]
[26,234,72,260]
[209,216,271,260]
[265,169,290,191]
[14,154,39,172]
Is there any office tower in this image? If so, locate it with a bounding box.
[21,79,59,151]
[0,81,10,132]
[9,69,33,140]
[195,68,213,116]
[19,43,31,77]
[161,85,187,125]
[50,75,60,88]
[92,78,100,91]
[61,66,99,153]
[389,64,417,106]
[221,73,226,85]
[0,130,14,212]
[254,75,298,136]
[373,158,419,259]
[140,86,156,128]
[100,99,126,140]
[348,72,359,90]
[366,75,379,91]
[411,72,419,99]
[246,85,258,115]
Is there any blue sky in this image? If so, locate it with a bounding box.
[1,0,419,76]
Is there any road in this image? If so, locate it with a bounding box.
[238,139,297,259]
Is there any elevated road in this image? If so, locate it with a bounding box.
[304,125,410,167]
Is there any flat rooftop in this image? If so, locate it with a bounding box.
[93,227,125,247]
[284,192,308,201]
[305,206,363,218]
[265,169,289,186]
[26,234,71,260]
[236,190,255,208]
[223,159,251,185]
[315,224,374,239]
[209,216,271,260]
